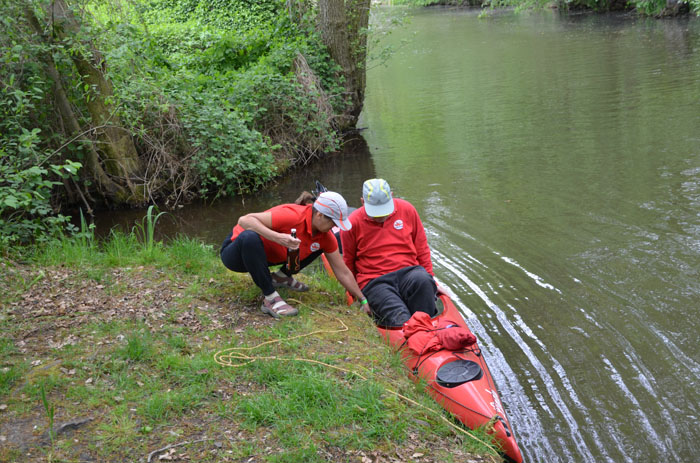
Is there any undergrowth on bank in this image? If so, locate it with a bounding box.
[0,232,501,462]
[1,0,349,247]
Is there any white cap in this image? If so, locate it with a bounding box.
[313,191,352,231]
[362,178,394,217]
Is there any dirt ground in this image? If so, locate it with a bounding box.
[0,262,498,463]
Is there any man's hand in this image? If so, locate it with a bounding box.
[360,301,371,316]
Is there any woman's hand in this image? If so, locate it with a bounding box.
[277,232,301,250]
[239,212,300,249]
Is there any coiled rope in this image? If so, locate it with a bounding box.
[213,299,499,458]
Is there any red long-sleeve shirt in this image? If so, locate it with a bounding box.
[341,198,434,289]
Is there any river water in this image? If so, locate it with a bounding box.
[95,7,700,463]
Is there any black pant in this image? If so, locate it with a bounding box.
[362,266,437,327]
[220,230,321,295]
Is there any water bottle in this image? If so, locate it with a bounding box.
[286,228,300,273]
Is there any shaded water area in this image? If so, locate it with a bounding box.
[95,8,700,463]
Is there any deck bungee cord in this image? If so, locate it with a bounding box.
[213,298,500,458]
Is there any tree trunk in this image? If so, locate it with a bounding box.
[24,4,126,202]
[49,0,145,203]
[317,0,371,129]
[345,0,371,121]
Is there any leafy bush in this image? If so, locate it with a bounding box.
[634,0,668,14]
[0,155,82,247]
[177,85,276,197]
[100,1,344,196]
[142,0,281,29]
[0,21,83,246]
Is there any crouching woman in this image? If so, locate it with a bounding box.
[220,191,370,318]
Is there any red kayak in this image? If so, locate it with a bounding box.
[377,294,523,463]
[321,255,523,463]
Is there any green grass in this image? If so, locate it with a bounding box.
[0,363,25,397]
[0,228,503,462]
[117,330,155,362]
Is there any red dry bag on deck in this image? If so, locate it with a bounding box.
[403,312,476,355]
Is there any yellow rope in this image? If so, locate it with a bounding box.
[213,298,499,458]
[214,301,352,368]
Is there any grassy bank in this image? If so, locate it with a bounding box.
[0,231,502,462]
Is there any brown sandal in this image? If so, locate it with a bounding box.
[261,296,298,319]
[271,273,309,292]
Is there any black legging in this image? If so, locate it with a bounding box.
[220,230,323,295]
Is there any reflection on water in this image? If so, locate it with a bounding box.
[361,8,700,463]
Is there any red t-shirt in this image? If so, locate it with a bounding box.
[231,204,338,264]
[341,198,434,289]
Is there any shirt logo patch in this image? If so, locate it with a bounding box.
[393,220,404,230]
[310,242,320,252]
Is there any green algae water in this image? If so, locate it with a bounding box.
[360,8,700,462]
[95,8,700,463]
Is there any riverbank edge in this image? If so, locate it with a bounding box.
[0,234,502,463]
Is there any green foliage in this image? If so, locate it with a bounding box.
[141,0,282,30]
[0,364,24,397]
[236,362,405,447]
[180,88,277,196]
[166,235,217,275]
[197,29,274,71]
[634,0,669,14]
[0,4,84,246]
[131,205,167,253]
[389,0,446,5]
[0,0,350,237]
[94,0,343,198]
[0,158,83,246]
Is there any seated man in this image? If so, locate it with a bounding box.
[341,178,438,326]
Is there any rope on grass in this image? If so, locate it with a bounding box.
[213,298,499,458]
[214,300,354,370]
